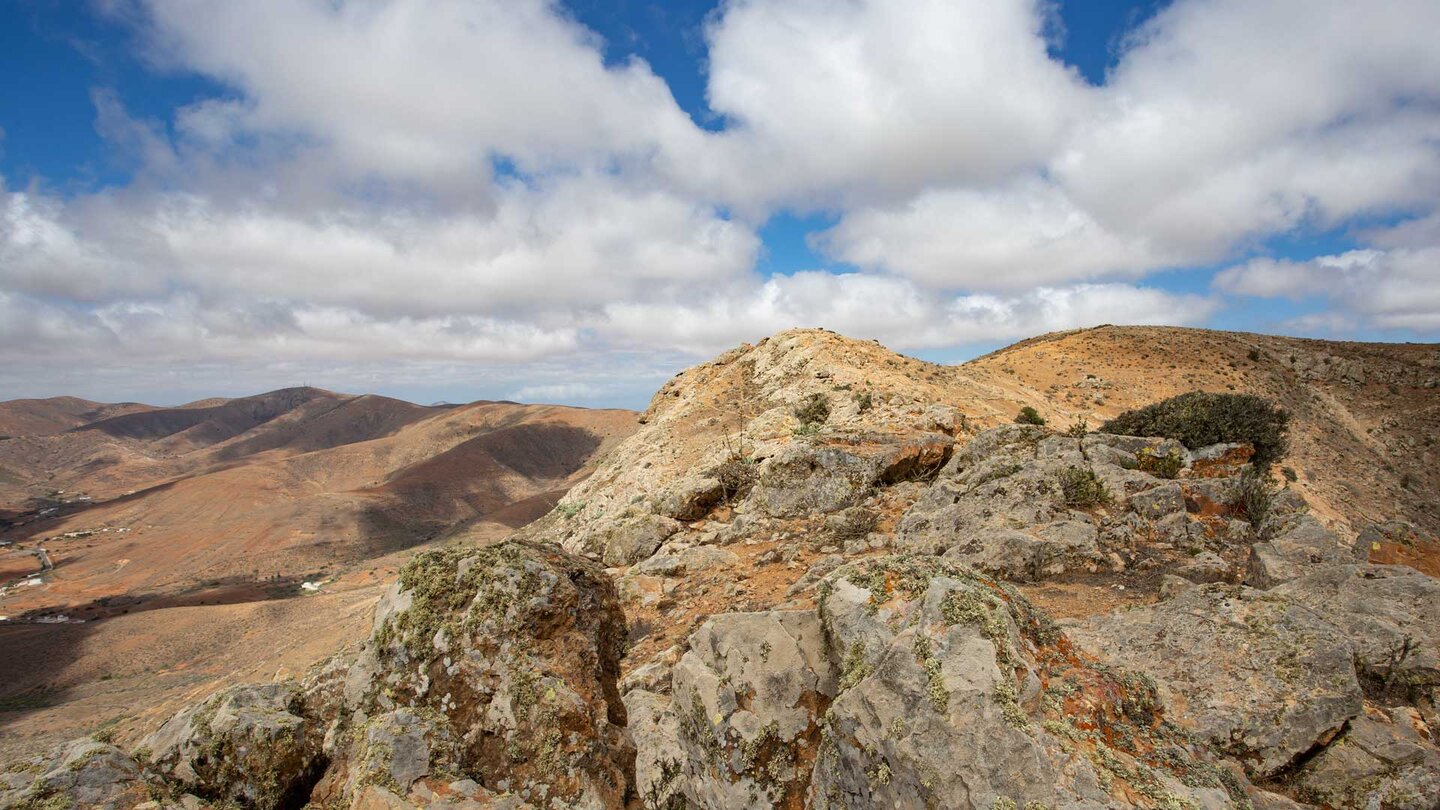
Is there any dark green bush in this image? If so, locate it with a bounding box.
[1057,466,1111,508]
[1014,406,1046,426]
[1062,418,1089,438]
[1101,392,1289,469]
[794,393,832,426]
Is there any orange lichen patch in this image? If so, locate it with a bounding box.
[618,515,888,674]
[1029,637,1238,805]
[1369,535,1440,578]
[1183,489,1237,519]
[1189,445,1254,478]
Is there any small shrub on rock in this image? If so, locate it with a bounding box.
[1057,466,1111,508]
[1233,470,1276,530]
[709,442,758,503]
[794,393,832,426]
[827,505,878,542]
[1014,406,1046,426]
[1137,447,1185,479]
[853,390,873,413]
[1101,392,1289,469]
[1062,418,1089,438]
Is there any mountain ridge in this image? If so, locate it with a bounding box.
[2,325,1438,809]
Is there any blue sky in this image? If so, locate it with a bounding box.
[1,0,1437,407]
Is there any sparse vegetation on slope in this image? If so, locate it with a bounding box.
[792,392,831,426]
[1101,391,1290,469]
[1056,465,1111,508]
[1013,406,1046,426]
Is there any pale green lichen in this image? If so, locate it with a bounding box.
[839,641,872,692]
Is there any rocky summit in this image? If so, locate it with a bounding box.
[4,328,1438,810]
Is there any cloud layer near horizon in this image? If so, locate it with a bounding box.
[3,0,1438,404]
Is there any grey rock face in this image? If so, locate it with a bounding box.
[356,541,632,810]
[343,708,461,798]
[142,681,324,809]
[670,610,836,809]
[1291,706,1440,810]
[637,555,1251,810]
[124,540,632,810]
[1067,584,1364,779]
[750,444,877,517]
[1128,483,1186,520]
[656,475,727,521]
[1273,564,1440,707]
[748,436,954,520]
[1176,551,1232,583]
[625,689,685,809]
[811,557,1242,810]
[896,426,1206,580]
[596,514,683,566]
[634,544,739,577]
[0,739,155,810]
[1234,491,1361,589]
[1245,542,1307,589]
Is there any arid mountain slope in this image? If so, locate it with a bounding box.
[0,389,636,759]
[528,325,1438,552]
[0,397,154,439]
[22,327,1434,809]
[4,326,1437,808]
[962,325,1440,536]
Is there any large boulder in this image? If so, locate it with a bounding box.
[1245,513,1359,588]
[351,540,634,810]
[141,682,325,808]
[1067,584,1364,779]
[749,444,879,518]
[0,739,156,810]
[895,427,1206,579]
[130,540,632,810]
[595,514,683,566]
[748,436,954,519]
[670,610,836,808]
[808,557,1238,810]
[1290,705,1440,810]
[631,554,1256,810]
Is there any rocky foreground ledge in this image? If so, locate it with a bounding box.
[5,330,1438,810]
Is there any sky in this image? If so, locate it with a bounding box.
[1,0,1438,409]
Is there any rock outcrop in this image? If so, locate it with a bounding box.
[630,556,1255,809]
[141,682,325,807]
[321,541,633,809]
[1066,585,1363,779]
[1,740,154,810]
[4,540,630,810]
[10,328,1439,810]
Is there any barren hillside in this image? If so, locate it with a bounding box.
[0,390,637,758]
[961,326,1440,536]
[0,397,155,439]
